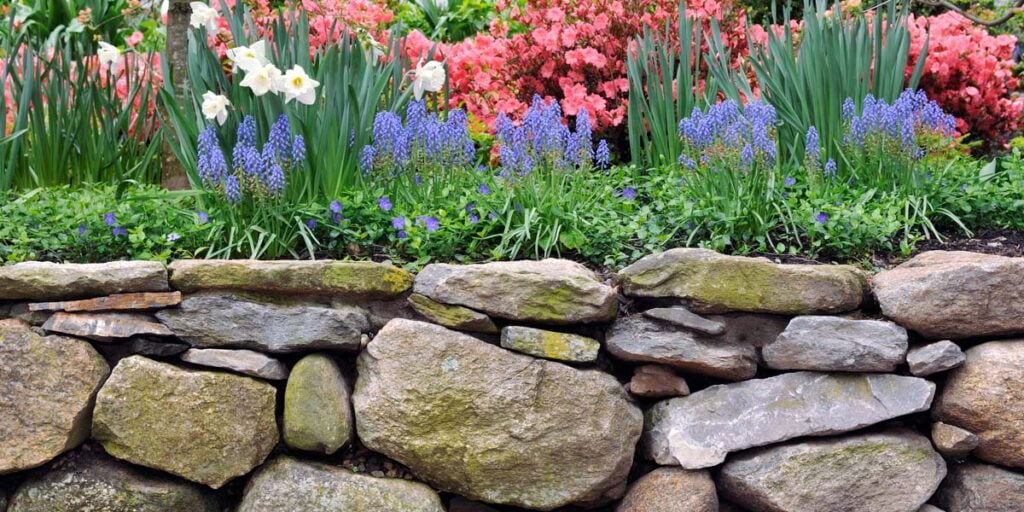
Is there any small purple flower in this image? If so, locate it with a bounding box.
[783,176,796,187]
[166,232,181,242]
[465,201,476,214]
[333,212,343,223]
[814,212,829,224]
[619,187,637,200]
[397,230,408,239]
[306,219,318,230]
[469,213,479,223]
[77,224,87,236]
[112,226,128,237]
[478,184,490,195]
[487,212,498,221]
[417,216,441,232]
[392,216,406,230]
[103,212,117,226]
[415,174,422,185]
[330,200,343,213]
[196,211,209,224]
[824,158,837,178]
[378,196,393,212]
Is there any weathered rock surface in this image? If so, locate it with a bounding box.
[719,430,946,512]
[413,260,617,325]
[156,293,368,353]
[763,316,908,372]
[642,307,725,335]
[626,365,690,398]
[872,251,1024,338]
[706,312,790,347]
[353,319,642,510]
[91,356,278,488]
[180,348,288,380]
[0,261,168,300]
[500,326,599,363]
[42,312,173,341]
[168,259,412,299]
[615,468,717,512]
[908,341,965,376]
[617,248,866,314]
[934,462,1024,512]
[7,447,220,512]
[407,294,497,333]
[644,371,935,468]
[28,291,182,312]
[0,320,109,474]
[933,340,1024,468]
[283,354,352,455]
[237,456,444,512]
[932,422,979,458]
[606,315,757,380]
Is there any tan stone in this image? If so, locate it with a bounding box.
[626,365,689,398]
[615,468,716,512]
[28,292,182,313]
[42,312,172,341]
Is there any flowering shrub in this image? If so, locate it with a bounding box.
[494,95,610,175]
[908,12,1023,145]
[361,100,476,178]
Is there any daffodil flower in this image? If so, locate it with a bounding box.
[189,2,220,35]
[97,41,121,67]
[201,91,231,125]
[411,60,445,100]
[226,40,269,73]
[278,65,320,105]
[240,63,282,96]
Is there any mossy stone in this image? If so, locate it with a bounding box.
[283,354,353,455]
[499,326,599,363]
[407,294,497,333]
[169,260,412,299]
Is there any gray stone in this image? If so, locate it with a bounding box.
[606,315,757,380]
[7,447,220,512]
[763,316,908,372]
[407,294,497,333]
[42,312,173,341]
[0,261,168,300]
[934,462,1024,512]
[180,348,289,380]
[354,319,642,510]
[719,430,946,512]
[932,422,979,458]
[644,371,935,468]
[237,456,444,512]
[500,326,599,363]
[872,251,1024,339]
[626,365,690,398]
[156,293,368,353]
[615,468,717,512]
[95,337,190,361]
[0,320,109,474]
[933,340,1024,468]
[617,248,866,314]
[7,303,52,325]
[414,259,618,325]
[92,356,278,488]
[908,341,965,376]
[642,307,725,335]
[705,312,790,347]
[283,354,353,455]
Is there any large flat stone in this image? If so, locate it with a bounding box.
[7,447,220,512]
[606,315,757,380]
[414,260,617,325]
[28,292,182,312]
[617,248,866,314]
[763,316,908,372]
[0,261,168,300]
[933,340,1024,468]
[91,356,278,488]
[283,354,353,455]
[934,462,1024,512]
[353,319,642,510]
[719,430,946,512]
[0,320,109,474]
[156,293,367,353]
[644,371,935,468]
[42,312,173,342]
[872,251,1024,338]
[237,456,444,512]
[168,260,412,299]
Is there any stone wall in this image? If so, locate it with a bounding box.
[0,249,1022,511]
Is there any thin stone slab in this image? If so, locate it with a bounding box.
[168,260,412,299]
[606,315,757,380]
[0,261,168,300]
[934,462,1024,512]
[932,422,979,458]
[763,316,908,372]
[643,371,936,468]
[180,348,289,380]
[29,291,182,313]
[407,294,497,333]
[156,293,368,353]
[42,312,173,341]
[499,326,600,363]
[908,341,965,376]
[642,307,725,335]
[95,337,190,361]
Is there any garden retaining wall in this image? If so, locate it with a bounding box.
[0,248,1022,511]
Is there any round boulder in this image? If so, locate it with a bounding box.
[616,468,717,512]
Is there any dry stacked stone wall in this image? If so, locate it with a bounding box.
[0,249,1022,511]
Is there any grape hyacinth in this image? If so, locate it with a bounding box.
[844,89,956,161]
[676,100,778,172]
[494,95,610,176]
[362,101,476,178]
[195,114,306,203]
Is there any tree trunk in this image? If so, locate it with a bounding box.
[160,0,192,190]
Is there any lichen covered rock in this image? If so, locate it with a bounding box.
[499,326,599,363]
[0,261,168,301]
[407,294,497,333]
[168,260,412,299]
[283,354,353,455]
[353,319,641,510]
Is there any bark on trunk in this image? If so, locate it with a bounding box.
[160,0,192,190]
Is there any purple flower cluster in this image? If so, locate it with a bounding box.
[844,89,957,160]
[677,100,778,171]
[494,95,609,176]
[363,101,475,177]
[197,115,306,203]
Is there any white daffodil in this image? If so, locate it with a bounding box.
[97,41,121,66]
[189,2,220,35]
[226,40,269,73]
[240,63,282,96]
[201,91,231,125]
[277,65,320,105]
[411,60,445,100]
